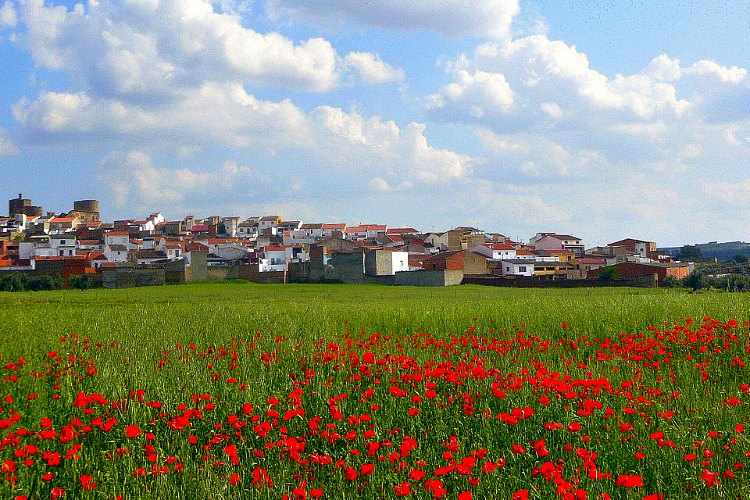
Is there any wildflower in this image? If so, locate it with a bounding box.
[124,425,141,439]
[616,474,644,488]
[394,482,411,496]
[79,474,97,491]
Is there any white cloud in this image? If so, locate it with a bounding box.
[18,0,360,96]
[0,128,18,155]
[99,150,265,209]
[427,70,514,120]
[344,52,404,84]
[430,35,692,131]
[16,80,473,190]
[13,82,312,148]
[267,0,520,39]
[0,0,16,28]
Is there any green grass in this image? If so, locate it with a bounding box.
[2,282,748,355]
[1,283,749,499]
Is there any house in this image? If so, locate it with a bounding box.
[574,257,607,277]
[259,216,282,232]
[421,251,465,271]
[237,218,260,239]
[77,239,103,252]
[49,235,77,257]
[471,243,525,261]
[49,215,80,234]
[500,259,534,277]
[322,223,346,239]
[105,244,129,263]
[607,238,658,261]
[104,230,130,247]
[286,223,325,245]
[365,249,409,276]
[190,224,211,236]
[463,251,491,275]
[534,249,576,263]
[277,220,302,234]
[423,232,449,250]
[0,240,19,267]
[533,261,574,279]
[531,233,585,257]
[345,225,387,240]
[135,249,169,265]
[222,217,241,237]
[260,244,287,272]
[163,221,184,236]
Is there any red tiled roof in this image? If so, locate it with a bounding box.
[105,230,129,236]
[51,217,75,223]
[264,245,286,252]
[322,223,346,230]
[191,224,210,232]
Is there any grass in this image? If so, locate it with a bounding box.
[2,282,748,355]
[0,282,749,499]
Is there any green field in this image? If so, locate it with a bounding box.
[1,283,749,499]
[3,282,749,354]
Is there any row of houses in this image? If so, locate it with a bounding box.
[0,196,692,287]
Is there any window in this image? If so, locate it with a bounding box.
[506,267,510,272]
[519,266,526,272]
[60,240,66,244]
[59,250,64,256]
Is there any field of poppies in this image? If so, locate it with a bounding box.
[1,282,749,499]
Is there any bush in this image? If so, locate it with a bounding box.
[0,273,64,292]
[597,266,620,281]
[683,271,705,291]
[661,275,682,288]
[70,275,96,290]
[0,273,27,292]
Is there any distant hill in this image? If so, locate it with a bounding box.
[658,241,750,261]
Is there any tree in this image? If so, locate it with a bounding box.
[70,275,95,290]
[597,266,620,281]
[684,271,704,291]
[733,254,748,264]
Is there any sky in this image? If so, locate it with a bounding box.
[0,0,749,246]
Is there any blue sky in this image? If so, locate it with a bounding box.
[1,0,749,246]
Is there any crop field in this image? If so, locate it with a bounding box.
[1,282,749,499]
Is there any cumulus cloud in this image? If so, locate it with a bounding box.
[427,70,514,121]
[98,150,267,210]
[13,82,312,148]
[429,35,693,132]
[267,0,520,39]
[425,34,750,180]
[0,1,16,28]
[344,52,405,84]
[15,79,471,191]
[0,128,18,155]
[17,0,401,97]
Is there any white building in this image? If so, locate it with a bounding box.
[530,234,585,256]
[471,243,525,261]
[500,259,534,277]
[345,225,387,240]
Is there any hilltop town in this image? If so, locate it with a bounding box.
[0,194,693,288]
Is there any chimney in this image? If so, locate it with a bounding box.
[18,193,22,199]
